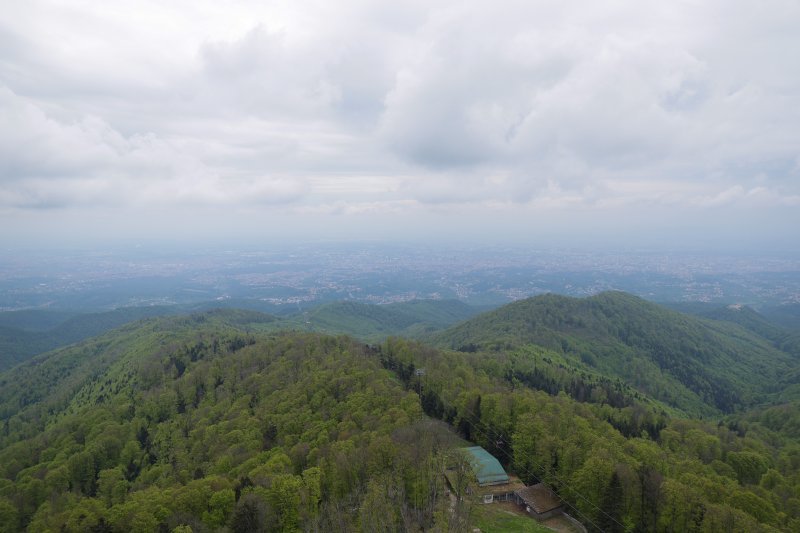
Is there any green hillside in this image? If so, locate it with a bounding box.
[0,306,189,372]
[293,299,480,341]
[665,302,800,359]
[433,291,798,416]
[1,310,799,531]
[666,302,788,341]
[0,311,461,532]
[762,303,800,331]
[0,299,473,372]
[0,310,80,332]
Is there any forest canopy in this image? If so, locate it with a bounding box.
[0,299,799,532]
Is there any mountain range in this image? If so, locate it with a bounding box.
[1,292,799,531]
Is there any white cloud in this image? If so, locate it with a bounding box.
[0,86,310,209]
[0,0,798,247]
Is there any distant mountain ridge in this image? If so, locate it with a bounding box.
[4,292,797,417]
[0,299,480,371]
[432,291,798,416]
[0,306,181,371]
[664,301,800,361]
[762,303,800,331]
[296,299,480,340]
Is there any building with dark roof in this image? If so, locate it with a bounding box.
[514,483,564,520]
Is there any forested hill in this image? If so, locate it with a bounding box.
[0,310,454,532]
[0,299,477,372]
[432,291,798,416]
[763,303,800,331]
[296,299,479,340]
[2,309,800,531]
[0,306,192,372]
[663,302,800,357]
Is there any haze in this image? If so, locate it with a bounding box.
[1,1,799,252]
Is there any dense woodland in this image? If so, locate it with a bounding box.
[0,294,799,531]
[432,292,799,416]
[0,299,477,372]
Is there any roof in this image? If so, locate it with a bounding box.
[478,475,526,495]
[462,446,510,486]
[515,483,563,514]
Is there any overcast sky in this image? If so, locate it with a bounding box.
[1,0,799,252]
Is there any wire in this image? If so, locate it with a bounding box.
[461,408,612,532]
[394,348,626,530]
[455,402,627,532]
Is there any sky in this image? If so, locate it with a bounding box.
[1,0,799,252]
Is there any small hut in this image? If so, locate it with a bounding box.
[514,483,564,520]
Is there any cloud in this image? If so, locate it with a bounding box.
[198,25,342,120]
[0,86,309,209]
[0,0,798,247]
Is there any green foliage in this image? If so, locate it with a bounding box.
[292,299,480,341]
[203,489,235,528]
[0,306,182,371]
[359,477,400,532]
[762,303,800,331]
[1,306,800,532]
[230,491,274,532]
[433,291,797,416]
[0,497,19,533]
[377,335,800,532]
[0,313,455,531]
[727,451,771,486]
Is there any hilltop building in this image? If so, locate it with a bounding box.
[446,446,524,504]
[446,446,577,526]
[462,446,509,486]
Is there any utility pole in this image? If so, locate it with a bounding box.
[415,368,425,397]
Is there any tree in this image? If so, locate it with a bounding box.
[597,471,625,533]
[203,488,235,529]
[230,492,276,533]
[637,465,663,533]
[571,451,614,516]
[301,466,322,521]
[726,451,769,485]
[97,467,127,506]
[268,474,302,531]
[359,478,398,533]
[63,497,107,532]
[68,450,97,495]
[0,498,19,533]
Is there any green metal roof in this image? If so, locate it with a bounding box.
[462,446,509,486]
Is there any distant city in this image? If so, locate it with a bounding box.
[1,244,799,312]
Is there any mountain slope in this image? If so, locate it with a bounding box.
[664,302,800,360]
[0,310,80,331]
[433,291,797,416]
[295,299,480,340]
[665,302,788,341]
[762,303,800,331]
[0,306,189,371]
[0,311,456,531]
[0,309,276,429]
[0,299,474,372]
[1,310,798,531]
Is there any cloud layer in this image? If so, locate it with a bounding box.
[1,0,798,248]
